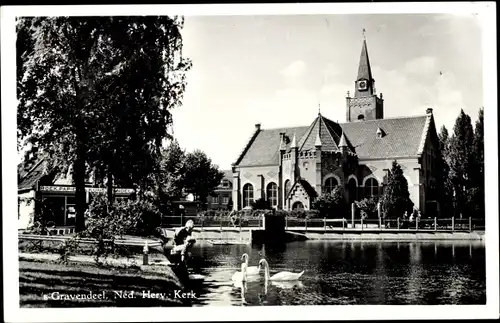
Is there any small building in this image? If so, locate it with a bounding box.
[18,159,134,230]
[207,170,233,210]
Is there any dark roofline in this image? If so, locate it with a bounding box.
[338,114,428,125]
[232,126,262,167]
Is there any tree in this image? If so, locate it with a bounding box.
[182,150,224,210]
[379,160,414,219]
[470,108,485,218]
[312,186,346,218]
[17,16,191,231]
[437,125,454,216]
[158,140,186,200]
[251,198,272,210]
[447,109,475,217]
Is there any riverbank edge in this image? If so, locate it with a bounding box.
[295,230,485,241]
[18,252,181,282]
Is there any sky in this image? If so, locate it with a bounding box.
[172,13,483,170]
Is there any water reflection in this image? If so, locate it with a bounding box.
[188,240,485,306]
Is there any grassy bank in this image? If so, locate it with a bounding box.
[19,258,190,308]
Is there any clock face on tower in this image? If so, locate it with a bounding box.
[358,80,368,91]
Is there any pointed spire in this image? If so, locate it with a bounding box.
[290,133,297,149]
[279,133,286,151]
[357,38,373,82]
[339,132,347,148]
[315,133,322,147]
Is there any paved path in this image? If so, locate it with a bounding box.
[19,252,171,268]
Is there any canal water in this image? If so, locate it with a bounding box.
[183,240,485,306]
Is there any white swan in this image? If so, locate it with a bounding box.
[231,262,248,282]
[241,253,260,276]
[259,259,304,281]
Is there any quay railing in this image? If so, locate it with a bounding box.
[160,215,484,233]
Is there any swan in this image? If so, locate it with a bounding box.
[231,262,248,282]
[241,253,260,276]
[259,259,304,281]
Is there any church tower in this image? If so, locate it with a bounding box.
[346,38,384,122]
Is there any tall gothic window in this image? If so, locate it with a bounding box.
[243,183,254,208]
[284,180,291,198]
[324,177,338,194]
[365,178,379,197]
[266,182,278,208]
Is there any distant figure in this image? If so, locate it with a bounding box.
[409,213,414,223]
[229,210,237,228]
[171,220,196,265]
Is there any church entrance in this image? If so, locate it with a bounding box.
[292,201,304,211]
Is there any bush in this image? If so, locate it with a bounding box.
[196,208,321,220]
[75,192,161,263]
[251,198,272,210]
[355,196,379,219]
[312,187,347,218]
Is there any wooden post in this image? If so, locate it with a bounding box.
[397,217,400,231]
[416,217,418,231]
[434,217,437,231]
[361,217,363,231]
[452,217,454,232]
[324,218,326,231]
[379,217,381,229]
[143,241,149,266]
[285,216,288,229]
[220,216,223,232]
[342,218,345,230]
[469,217,472,232]
[305,218,308,232]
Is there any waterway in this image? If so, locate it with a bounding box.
[183,240,485,306]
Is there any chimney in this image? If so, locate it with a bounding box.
[255,123,261,130]
[426,108,433,115]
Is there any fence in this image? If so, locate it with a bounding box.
[161,215,484,232]
[161,215,262,230]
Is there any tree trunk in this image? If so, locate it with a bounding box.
[107,164,114,203]
[74,134,87,233]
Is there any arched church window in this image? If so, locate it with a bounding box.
[284,180,291,198]
[242,183,254,208]
[365,178,379,197]
[266,182,278,208]
[324,177,338,194]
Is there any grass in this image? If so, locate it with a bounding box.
[19,258,191,308]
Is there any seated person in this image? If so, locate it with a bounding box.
[170,220,196,264]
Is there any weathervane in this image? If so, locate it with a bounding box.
[362,28,366,40]
[318,103,321,115]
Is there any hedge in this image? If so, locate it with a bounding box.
[197,209,321,219]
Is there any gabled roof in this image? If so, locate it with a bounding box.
[18,159,48,191]
[287,178,318,200]
[221,170,233,180]
[340,115,429,159]
[297,113,340,152]
[233,114,431,167]
[235,126,309,167]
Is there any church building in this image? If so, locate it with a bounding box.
[231,39,441,216]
